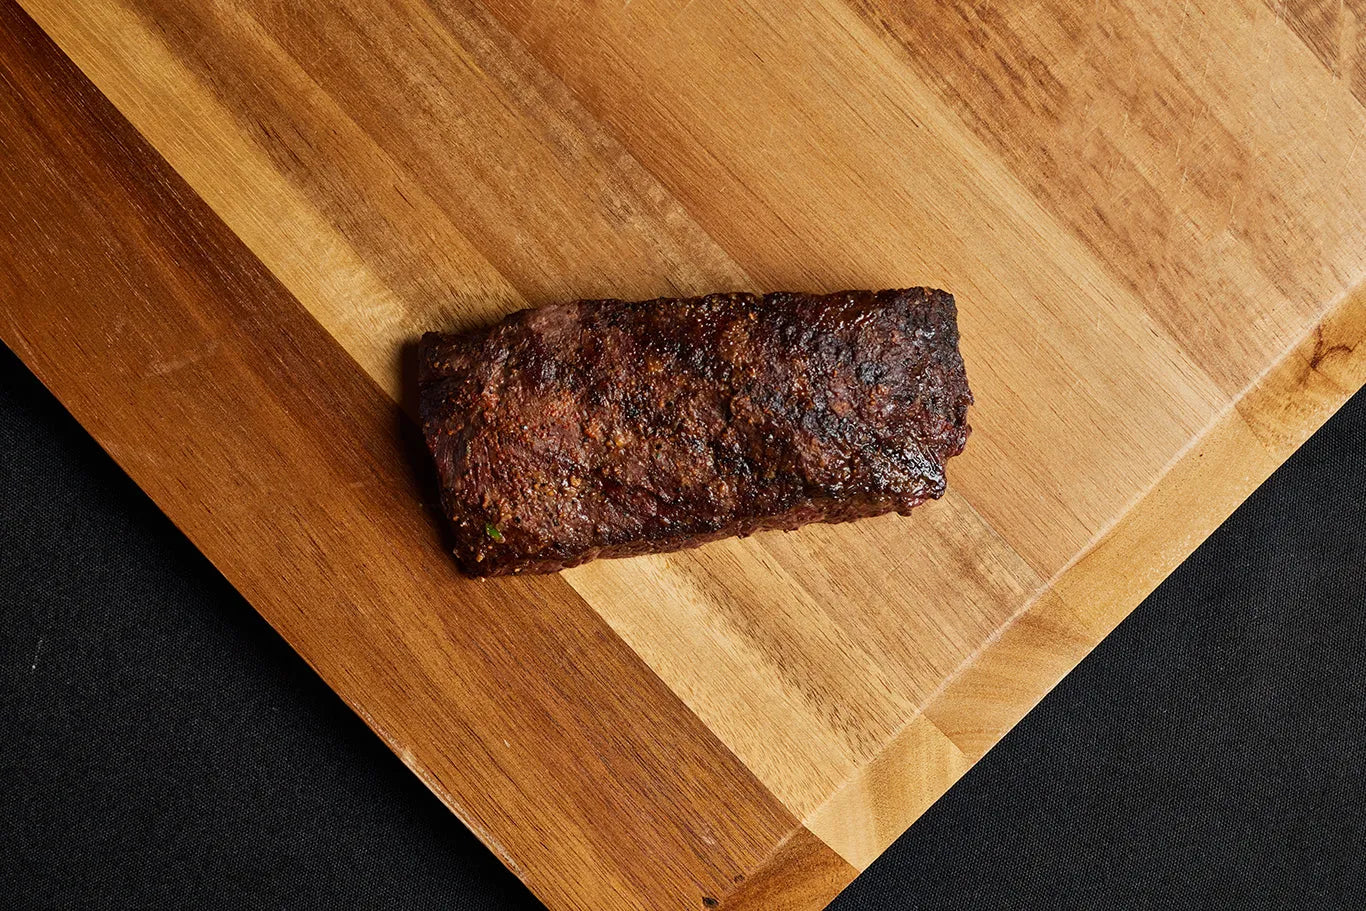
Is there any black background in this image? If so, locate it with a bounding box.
[3,341,1363,910]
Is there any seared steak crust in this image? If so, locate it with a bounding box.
[419,289,971,576]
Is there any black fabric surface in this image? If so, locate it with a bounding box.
[2,339,1363,910]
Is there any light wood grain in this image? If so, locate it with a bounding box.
[6,0,1365,907]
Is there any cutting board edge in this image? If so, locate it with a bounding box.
[805,283,1366,872]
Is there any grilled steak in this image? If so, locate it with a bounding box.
[418,288,971,576]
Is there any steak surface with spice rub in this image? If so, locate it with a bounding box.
[418,288,972,576]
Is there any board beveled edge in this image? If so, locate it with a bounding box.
[806,285,1366,871]
[715,827,857,910]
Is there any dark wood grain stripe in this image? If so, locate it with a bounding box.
[1267,0,1366,105]
[0,6,817,908]
[718,827,858,911]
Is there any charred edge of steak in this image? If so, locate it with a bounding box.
[418,288,972,576]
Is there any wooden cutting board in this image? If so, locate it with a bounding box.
[3,0,1364,907]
